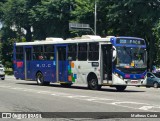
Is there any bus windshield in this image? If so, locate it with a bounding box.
[116,46,147,69]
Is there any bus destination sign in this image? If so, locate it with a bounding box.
[116,38,145,45]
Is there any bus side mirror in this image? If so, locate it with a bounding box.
[112,46,117,62]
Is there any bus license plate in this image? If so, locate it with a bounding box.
[131,80,138,84]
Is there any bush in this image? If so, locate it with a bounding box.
[5,70,13,75]
[5,68,13,75]
[5,61,12,69]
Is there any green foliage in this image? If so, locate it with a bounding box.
[100,0,160,68]
[1,0,32,41]
[153,20,160,64]
[1,38,15,67]
[5,61,12,69]
[29,0,74,39]
[0,0,160,68]
[21,37,26,42]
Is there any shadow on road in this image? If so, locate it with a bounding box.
[16,82,145,93]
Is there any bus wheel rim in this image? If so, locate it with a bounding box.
[90,79,97,88]
[37,73,43,83]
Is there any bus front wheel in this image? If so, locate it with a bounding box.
[88,77,101,90]
[36,72,50,86]
[115,86,127,91]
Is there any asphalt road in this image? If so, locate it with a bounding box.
[0,75,160,121]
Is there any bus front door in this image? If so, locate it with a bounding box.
[56,46,68,82]
[101,44,112,81]
[24,47,32,80]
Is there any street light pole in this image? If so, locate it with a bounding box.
[94,0,97,35]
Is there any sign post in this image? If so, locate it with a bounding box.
[69,23,95,35]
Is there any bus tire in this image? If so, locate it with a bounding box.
[88,76,101,90]
[115,86,127,91]
[36,72,50,86]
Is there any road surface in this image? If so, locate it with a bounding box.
[0,75,160,121]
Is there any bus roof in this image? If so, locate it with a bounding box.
[16,35,111,46]
[106,36,144,40]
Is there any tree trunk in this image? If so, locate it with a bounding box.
[149,34,156,71]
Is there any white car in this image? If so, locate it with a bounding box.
[0,64,5,80]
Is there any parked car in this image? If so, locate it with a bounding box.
[146,72,160,88]
[0,64,5,80]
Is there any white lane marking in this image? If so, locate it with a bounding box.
[66,95,89,98]
[12,87,24,90]
[51,93,64,96]
[0,85,11,88]
[50,93,69,96]
[85,100,158,112]
[86,99,96,101]
[56,93,160,112]
[37,91,68,95]
[51,94,56,96]
[23,89,39,93]
[111,101,148,105]
[86,98,113,101]
[1,84,160,112]
[37,91,51,94]
[139,106,154,110]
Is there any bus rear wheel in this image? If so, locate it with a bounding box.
[88,77,101,90]
[36,72,50,86]
[115,86,127,91]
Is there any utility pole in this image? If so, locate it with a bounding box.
[94,0,97,35]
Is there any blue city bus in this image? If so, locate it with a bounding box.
[13,35,147,91]
[109,36,147,89]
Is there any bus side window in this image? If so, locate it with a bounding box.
[78,43,87,61]
[44,45,54,60]
[88,43,99,61]
[33,45,43,60]
[68,44,77,61]
[16,46,24,60]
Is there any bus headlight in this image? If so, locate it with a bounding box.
[115,73,118,76]
[115,73,123,80]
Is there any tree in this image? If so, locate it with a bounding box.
[1,38,15,68]
[1,0,34,41]
[153,20,160,65]
[104,0,160,69]
[71,0,95,35]
[29,0,74,39]
[0,0,160,69]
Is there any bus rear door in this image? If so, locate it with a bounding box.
[24,47,32,80]
[56,45,68,82]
